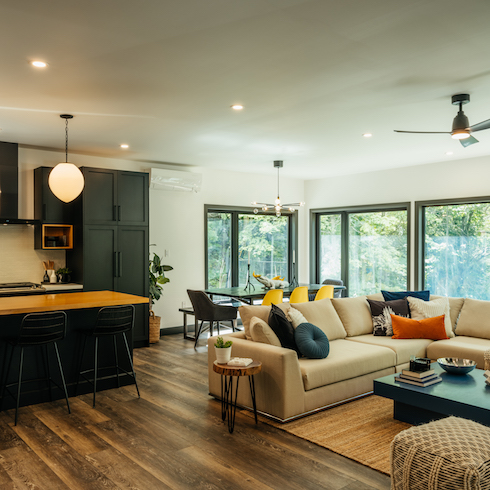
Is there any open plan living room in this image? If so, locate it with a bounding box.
[1,1,490,488]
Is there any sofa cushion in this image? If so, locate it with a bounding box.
[346,334,433,365]
[292,299,347,340]
[331,296,373,337]
[366,293,384,301]
[367,298,409,336]
[239,302,289,340]
[455,298,490,339]
[250,316,281,347]
[430,295,464,330]
[298,339,396,391]
[391,314,448,340]
[382,290,430,302]
[408,296,454,338]
[294,323,329,359]
[427,336,490,369]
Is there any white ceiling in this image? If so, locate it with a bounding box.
[1,0,490,179]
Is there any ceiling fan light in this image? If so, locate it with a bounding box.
[48,163,85,203]
[451,130,470,140]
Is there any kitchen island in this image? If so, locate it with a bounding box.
[0,291,149,411]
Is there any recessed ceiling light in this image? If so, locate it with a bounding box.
[231,104,243,110]
[445,151,454,156]
[31,61,48,68]
[363,133,372,138]
[120,144,129,149]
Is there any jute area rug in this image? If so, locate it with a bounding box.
[256,395,411,475]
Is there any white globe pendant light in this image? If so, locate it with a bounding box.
[48,114,84,203]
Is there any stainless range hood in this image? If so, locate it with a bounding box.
[0,141,38,225]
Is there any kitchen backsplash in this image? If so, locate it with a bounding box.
[0,225,65,283]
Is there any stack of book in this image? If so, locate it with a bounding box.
[484,370,490,386]
[395,368,442,387]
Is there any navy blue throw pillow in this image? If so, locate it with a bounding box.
[381,290,430,302]
[294,323,330,359]
[268,304,300,355]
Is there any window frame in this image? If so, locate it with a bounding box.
[310,202,411,297]
[204,204,298,288]
[415,195,490,290]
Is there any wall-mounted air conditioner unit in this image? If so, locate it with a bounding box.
[150,168,202,193]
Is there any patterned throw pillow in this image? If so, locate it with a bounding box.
[407,296,454,338]
[367,299,410,336]
[286,305,309,328]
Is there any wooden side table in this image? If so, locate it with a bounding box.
[213,360,262,433]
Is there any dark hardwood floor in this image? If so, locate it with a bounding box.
[0,333,390,489]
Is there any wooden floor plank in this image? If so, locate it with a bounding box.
[0,333,391,489]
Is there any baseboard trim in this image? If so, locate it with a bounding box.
[160,326,184,336]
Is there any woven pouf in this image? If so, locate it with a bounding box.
[391,416,490,490]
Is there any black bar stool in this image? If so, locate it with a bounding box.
[75,305,140,408]
[0,311,71,426]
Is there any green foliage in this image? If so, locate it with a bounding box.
[425,203,490,300]
[214,336,232,348]
[56,267,72,275]
[149,253,173,305]
[320,210,408,296]
[207,213,289,288]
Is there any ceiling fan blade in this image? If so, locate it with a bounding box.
[469,118,490,132]
[460,135,479,147]
[394,130,451,134]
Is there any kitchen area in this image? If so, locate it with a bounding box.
[0,140,150,414]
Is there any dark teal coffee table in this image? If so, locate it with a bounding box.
[374,363,490,426]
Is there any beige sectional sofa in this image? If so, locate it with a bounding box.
[207,294,490,421]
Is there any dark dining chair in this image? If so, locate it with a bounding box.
[187,290,238,348]
[323,278,344,298]
[0,311,71,425]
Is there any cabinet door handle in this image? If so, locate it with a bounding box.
[43,204,47,221]
[114,252,118,278]
[118,252,123,277]
[118,205,121,221]
[113,205,117,221]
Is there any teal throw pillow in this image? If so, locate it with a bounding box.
[294,323,329,359]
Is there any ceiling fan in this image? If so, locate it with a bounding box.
[394,94,490,147]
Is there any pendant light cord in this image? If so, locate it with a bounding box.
[277,165,280,200]
[65,118,69,163]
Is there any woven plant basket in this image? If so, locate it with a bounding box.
[149,310,161,344]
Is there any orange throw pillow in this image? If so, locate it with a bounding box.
[391,314,448,340]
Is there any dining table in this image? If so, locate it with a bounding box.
[204,283,345,305]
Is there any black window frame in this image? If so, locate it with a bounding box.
[205,204,298,288]
[415,195,490,291]
[310,202,411,297]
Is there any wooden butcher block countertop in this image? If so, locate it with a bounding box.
[0,291,149,316]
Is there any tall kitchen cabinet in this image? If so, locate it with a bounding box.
[67,168,150,347]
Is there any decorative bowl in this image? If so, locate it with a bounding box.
[437,357,476,375]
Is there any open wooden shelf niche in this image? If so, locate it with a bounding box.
[39,224,73,250]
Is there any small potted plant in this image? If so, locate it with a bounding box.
[215,336,233,364]
[149,252,173,343]
[56,267,72,283]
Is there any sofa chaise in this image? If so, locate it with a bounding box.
[207,294,490,421]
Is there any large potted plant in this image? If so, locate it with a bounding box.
[149,252,173,343]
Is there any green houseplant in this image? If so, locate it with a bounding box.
[149,253,173,343]
[214,336,233,363]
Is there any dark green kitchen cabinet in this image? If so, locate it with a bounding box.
[67,168,150,347]
[83,168,148,226]
[34,166,70,223]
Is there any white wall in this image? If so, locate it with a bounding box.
[305,154,490,288]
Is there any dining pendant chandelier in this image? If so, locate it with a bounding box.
[48,114,85,203]
[252,160,305,217]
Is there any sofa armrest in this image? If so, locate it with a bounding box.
[208,335,305,421]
